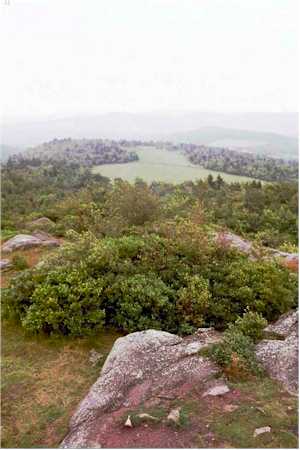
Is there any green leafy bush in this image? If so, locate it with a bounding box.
[109,274,176,332]
[11,255,29,271]
[4,231,298,337]
[176,275,211,331]
[233,310,267,343]
[204,328,263,378]
[4,268,105,336]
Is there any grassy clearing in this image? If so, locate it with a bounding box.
[1,320,122,448]
[93,147,256,184]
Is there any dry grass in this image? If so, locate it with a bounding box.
[1,320,121,448]
[0,247,49,288]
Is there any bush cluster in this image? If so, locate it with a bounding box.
[3,228,297,337]
[203,311,269,378]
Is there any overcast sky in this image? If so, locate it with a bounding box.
[1,0,298,121]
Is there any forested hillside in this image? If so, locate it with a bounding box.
[5,138,298,182]
[7,138,138,167]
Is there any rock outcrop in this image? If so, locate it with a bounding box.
[256,310,298,395]
[61,328,221,448]
[60,313,298,448]
[0,259,12,271]
[215,231,298,269]
[1,233,60,253]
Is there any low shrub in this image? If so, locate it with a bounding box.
[233,310,267,343]
[11,255,29,271]
[203,328,263,379]
[4,231,298,337]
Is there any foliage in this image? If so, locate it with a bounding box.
[233,310,267,343]
[184,145,298,182]
[4,231,297,337]
[4,268,105,336]
[11,255,29,271]
[104,179,161,226]
[203,328,263,378]
[176,275,211,332]
[9,138,138,167]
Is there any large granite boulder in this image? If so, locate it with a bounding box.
[61,328,221,448]
[2,233,60,253]
[256,310,298,395]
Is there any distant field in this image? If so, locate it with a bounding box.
[92,147,256,184]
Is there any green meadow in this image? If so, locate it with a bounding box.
[92,147,255,183]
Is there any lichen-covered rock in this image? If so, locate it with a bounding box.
[61,329,219,448]
[264,310,298,338]
[1,233,60,253]
[256,310,298,395]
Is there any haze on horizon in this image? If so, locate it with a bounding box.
[1,0,298,125]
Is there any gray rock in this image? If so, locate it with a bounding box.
[60,329,218,448]
[253,426,271,437]
[202,382,230,397]
[215,231,253,254]
[89,349,104,366]
[256,311,298,395]
[2,233,60,253]
[0,259,12,271]
[214,231,298,267]
[264,310,298,338]
[167,407,181,424]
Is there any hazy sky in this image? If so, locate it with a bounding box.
[1,0,298,121]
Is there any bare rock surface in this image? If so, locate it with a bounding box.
[1,233,60,253]
[264,310,298,338]
[216,231,253,254]
[0,259,12,271]
[256,310,298,395]
[61,329,219,448]
[215,231,298,268]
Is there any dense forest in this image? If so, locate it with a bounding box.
[2,158,298,248]
[7,138,138,167]
[180,144,298,182]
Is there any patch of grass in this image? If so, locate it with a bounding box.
[93,147,256,184]
[210,379,298,448]
[1,319,121,448]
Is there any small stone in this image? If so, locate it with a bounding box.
[253,426,271,437]
[184,342,203,355]
[224,404,238,413]
[137,413,159,422]
[89,349,103,366]
[167,407,181,424]
[203,383,230,397]
[124,415,133,427]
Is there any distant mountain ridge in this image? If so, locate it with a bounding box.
[163,126,298,160]
[1,112,298,160]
